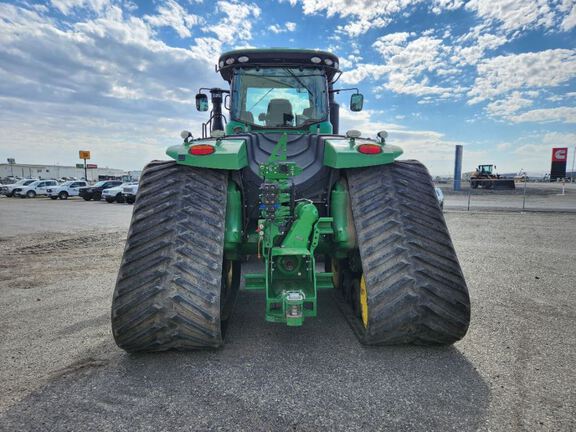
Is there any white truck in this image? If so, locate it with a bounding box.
[1,179,37,197]
[122,183,139,204]
[102,182,138,203]
[15,180,59,198]
[47,181,88,200]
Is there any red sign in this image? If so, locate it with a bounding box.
[552,148,568,162]
[86,164,98,169]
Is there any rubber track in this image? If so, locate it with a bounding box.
[111,160,228,352]
[346,160,470,345]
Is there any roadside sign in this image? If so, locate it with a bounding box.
[79,150,91,160]
[551,147,568,181]
[76,163,84,168]
[86,164,98,169]
[552,148,568,162]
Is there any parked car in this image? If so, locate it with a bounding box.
[122,183,139,204]
[1,179,36,197]
[435,186,444,210]
[102,182,138,203]
[79,180,123,201]
[15,180,58,198]
[47,181,88,200]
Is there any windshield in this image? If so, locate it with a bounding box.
[94,181,106,187]
[231,68,328,129]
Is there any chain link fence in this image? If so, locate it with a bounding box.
[438,179,576,212]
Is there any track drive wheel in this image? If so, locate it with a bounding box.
[344,161,470,345]
[111,160,239,352]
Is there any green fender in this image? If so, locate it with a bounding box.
[166,138,248,170]
[323,138,403,169]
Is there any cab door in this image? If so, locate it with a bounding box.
[69,182,83,196]
[35,181,47,194]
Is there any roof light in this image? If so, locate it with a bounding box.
[180,130,192,140]
[357,144,382,154]
[189,144,215,156]
[219,60,224,68]
[324,58,334,66]
[334,62,339,69]
[225,57,235,65]
[345,129,362,139]
[238,56,249,63]
[310,56,322,64]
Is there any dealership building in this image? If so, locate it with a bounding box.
[0,162,137,182]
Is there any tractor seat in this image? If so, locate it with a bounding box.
[266,99,293,127]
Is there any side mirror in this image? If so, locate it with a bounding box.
[195,93,209,112]
[258,113,267,122]
[350,93,364,112]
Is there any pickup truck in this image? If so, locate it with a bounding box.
[16,180,59,198]
[122,183,139,204]
[47,181,88,200]
[102,182,138,203]
[1,179,37,197]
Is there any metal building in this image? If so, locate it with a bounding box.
[0,163,126,182]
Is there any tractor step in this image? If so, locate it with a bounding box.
[244,273,266,290]
[316,272,334,289]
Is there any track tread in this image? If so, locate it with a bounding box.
[111,160,228,352]
[346,160,470,345]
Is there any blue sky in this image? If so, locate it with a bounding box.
[0,0,575,175]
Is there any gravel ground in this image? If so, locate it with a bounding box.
[0,198,575,431]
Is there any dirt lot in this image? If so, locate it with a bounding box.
[0,198,575,431]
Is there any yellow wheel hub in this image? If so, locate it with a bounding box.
[332,259,340,290]
[360,275,368,328]
[225,261,233,289]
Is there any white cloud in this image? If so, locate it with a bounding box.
[268,22,297,33]
[292,0,426,36]
[486,91,533,117]
[465,0,556,33]
[209,1,261,43]
[50,0,111,15]
[468,49,576,104]
[508,107,576,123]
[561,4,576,31]
[343,33,462,98]
[451,32,508,66]
[144,0,202,39]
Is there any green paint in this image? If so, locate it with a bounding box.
[330,181,356,257]
[166,138,248,170]
[324,138,403,168]
[224,181,242,259]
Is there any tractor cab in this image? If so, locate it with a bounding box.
[478,164,495,175]
[194,49,363,137]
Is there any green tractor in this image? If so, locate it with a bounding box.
[111,49,470,351]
